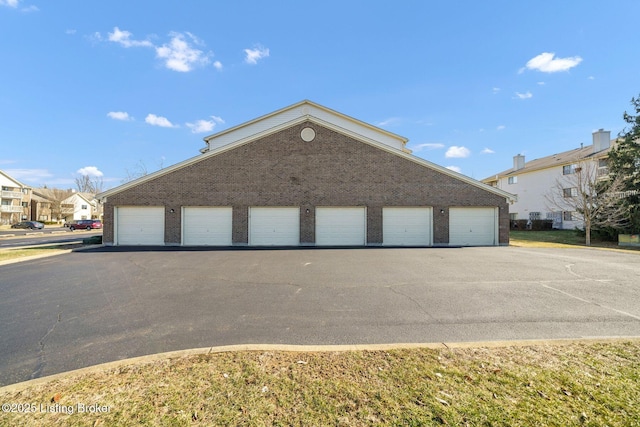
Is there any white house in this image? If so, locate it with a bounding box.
[482,129,614,230]
[62,192,101,222]
[0,170,31,225]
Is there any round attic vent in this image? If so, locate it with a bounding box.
[300,127,316,142]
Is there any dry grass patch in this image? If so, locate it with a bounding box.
[1,342,639,426]
[0,248,67,262]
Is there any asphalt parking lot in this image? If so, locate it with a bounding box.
[1,245,639,386]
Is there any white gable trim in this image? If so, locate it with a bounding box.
[99,103,515,203]
[0,170,29,189]
[202,100,408,153]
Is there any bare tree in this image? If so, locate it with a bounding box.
[545,159,629,245]
[32,188,74,223]
[121,158,166,184]
[121,160,149,184]
[75,175,104,194]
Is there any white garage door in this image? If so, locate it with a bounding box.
[249,207,299,246]
[383,207,433,246]
[316,207,366,246]
[116,206,164,245]
[449,207,497,246]
[182,207,232,246]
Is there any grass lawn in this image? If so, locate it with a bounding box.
[0,247,67,262]
[1,341,638,426]
[510,230,639,251]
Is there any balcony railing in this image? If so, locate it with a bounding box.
[1,190,24,199]
[0,205,25,213]
[596,166,609,178]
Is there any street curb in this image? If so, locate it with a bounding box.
[0,245,102,267]
[510,241,640,254]
[1,337,639,394]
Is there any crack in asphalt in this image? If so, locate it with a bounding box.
[541,284,640,321]
[30,310,62,380]
[388,285,435,320]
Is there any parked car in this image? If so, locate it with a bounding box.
[64,220,78,228]
[69,219,102,231]
[11,221,45,230]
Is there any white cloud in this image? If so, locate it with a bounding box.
[412,143,445,151]
[244,45,270,64]
[537,81,545,85]
[515,91,533,99]
[492,87,500,94]
[497,125,506,131]
[186,116,225,133]
[107,111,132,121]
[102,28,213,73]
[445,146,471,158]
[446,166,461,173]
[524,52,583,73]
[20,4,37,12]
[108,27,153,48]
[588,76,595,80]
[156,32,210,72]
[77,166,104,177]
[186,120,214,133]
[145,114,177,128]
[5,168,53,182]
[482,148,495,154]
[377,117,402,127]
[66,29,77,35]
[0,0,19,7]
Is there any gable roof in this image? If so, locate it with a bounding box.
[99,100,515,202]
[63,192,95,204]
[0,169,30,189]
[201,100,410,154]
[483,140,617,182]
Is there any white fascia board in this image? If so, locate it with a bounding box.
[98,116,310,200]
[201,100,408,153]
[100,110,515,204]
[0,170,29,189]
[313,117,517,203]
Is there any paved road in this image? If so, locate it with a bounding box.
[0,246,639,386]
[0,229,101,248]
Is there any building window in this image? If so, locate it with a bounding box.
[563,211,575,221]
[21,202,28,207]
[508,176,517,184]
[39,215,48,221]
[563,187,578,198]
[529,212,541,220]
[1,186,9,191]
[509,213,517,220]
[563,164,576,175]
[81,204,88,210]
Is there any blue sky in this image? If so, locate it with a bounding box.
[1,1,639,190]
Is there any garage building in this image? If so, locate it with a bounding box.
[99,101,515,247]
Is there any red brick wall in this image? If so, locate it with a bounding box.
[104,121,510,245]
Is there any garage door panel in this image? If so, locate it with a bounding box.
[117,207,164,245]
[316,207,366,246]
[183,207,232,246]
[383,207,432,246]
[449,207,496,246]
[249,207,299,246]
